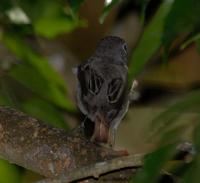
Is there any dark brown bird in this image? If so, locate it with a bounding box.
[74,36,131,147]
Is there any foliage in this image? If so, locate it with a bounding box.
[0,159,21,183]
[0,0,77,131]
[0,1,82,181]
[162,0,200,51]
[128,0,172,80]
[128,0,200,182]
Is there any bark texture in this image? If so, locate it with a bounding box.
[0,107,130,178]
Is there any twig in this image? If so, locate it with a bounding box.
[36,154,143,183]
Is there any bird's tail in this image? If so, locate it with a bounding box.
[91,115,109,143]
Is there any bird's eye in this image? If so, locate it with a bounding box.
[122,44,127,54]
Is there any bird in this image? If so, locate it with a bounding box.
[74,36,133,147]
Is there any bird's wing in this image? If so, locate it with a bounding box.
[78,64,104,96]
[88,66,104,95]
[107,78,123,103]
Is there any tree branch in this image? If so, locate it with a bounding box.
[36,154,143,183]
[0,106,143,182]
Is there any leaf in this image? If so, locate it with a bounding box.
[128,0,173,81]
[158,124,190,147]
[0,159,21,183]
[182,138,200,183]
[180,33,200,50]
[2,33,76,112]
[136,0,151,24]
[132,143,177,183]
[162,0,200,50]
[22,98,69,130]
[3,33,65,88]
[18,0,82,37]
[150,89,200,137]
[9,64,75,112]
[183,122,200,183]
[6,6,30,24]
[99,0,120,24]
[183,159,200,183]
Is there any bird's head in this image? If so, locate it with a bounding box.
[93,36,128,64]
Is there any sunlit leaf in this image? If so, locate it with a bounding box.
[162,0,200,50]
[132,143,177,183]
[99,0,120,24]
[22,98,69,130]
[128,0,173,81]
[6,6,30,24]
[0,159,21,183]
[9,64,75,112]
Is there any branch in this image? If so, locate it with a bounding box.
[36,154,143,183]
[0,106,143,182]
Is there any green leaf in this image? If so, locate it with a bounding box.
[18,0,81,37]
[132,143,177,183]
[0,159,21,183]
[180,33,200,50]
[3,33,65,88]
[99,0,120,24]
[128,0,173,81]
[9,64,75,112]
[136,0,151,24]
[158,124,189,146]
[183,159,200,183]
[2,33,76,112]
[150,89,200,138]
[162,0,200,50]
[183,123,200,183]
[22,98,69,130]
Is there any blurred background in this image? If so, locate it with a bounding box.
[0,0,200,182]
